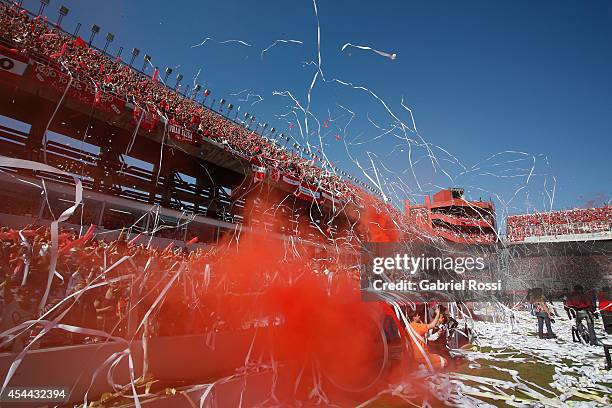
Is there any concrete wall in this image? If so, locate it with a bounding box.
[0,330,266,407]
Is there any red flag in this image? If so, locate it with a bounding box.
[132,106,159,132]
[252,162,266,182]
[50,43,67,59]
[59,224,96,255]
[152,67,159,82]
[74,36,86,48]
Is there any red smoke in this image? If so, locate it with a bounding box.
[196,192,434,403]
[361,195,401,243]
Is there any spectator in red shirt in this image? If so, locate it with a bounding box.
[598,287,611,335]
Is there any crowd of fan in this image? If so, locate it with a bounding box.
[408,207,497,243]
[430,224,496,243]
[430,208,495,225]
[0,223,288,351]
[507,206,612,242]
[0,3,363,204]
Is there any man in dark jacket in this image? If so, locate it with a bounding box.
[567,285,601,346]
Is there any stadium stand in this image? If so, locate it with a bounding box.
[0,1,368,205]
[506,206,612,242]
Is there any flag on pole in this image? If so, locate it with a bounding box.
[74,36,86,48]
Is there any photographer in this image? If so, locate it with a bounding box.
[407,305,447,370]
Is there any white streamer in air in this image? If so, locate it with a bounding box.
[341,43,397,60]
[260,39,303,59]
[191,37,252,48]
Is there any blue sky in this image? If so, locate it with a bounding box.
[20,0,612,223]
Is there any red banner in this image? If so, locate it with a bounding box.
[131,106,159,132]
[269,167,280,182]
[294,183,321,202]
[30,63,125,115]
[168,123,199,145]
[321,190,337,205]
[251,164,267,182]
[281,174,300,187]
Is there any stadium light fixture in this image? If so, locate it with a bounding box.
[103,32,114,52]
[38,0,50,16]
[129,48,140,66]
[193,84,201,100]
[57,5,69,26]
[164,67,172,82]
[142,54,151,71]
[89,24,100,45]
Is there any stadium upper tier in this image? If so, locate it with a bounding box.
[405,188,497,244]
[506,206,612,242]
[0,1,380,207]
